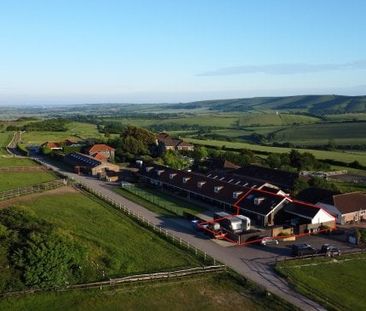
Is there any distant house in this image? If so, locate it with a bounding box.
[64,152,119,176]
[85,144,115,161]
[157,133,194,152]
[64,139,82,147]
[41,142,63,151]
[316,192,366,224]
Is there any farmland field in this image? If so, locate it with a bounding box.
[276,253,366,311]
[10,192,198,278]
[272,122,366,146]
[238,113,320,127]
[20,122,102,145]
[0,157,37,167]
[0,273,292,311]
[0,171,58,192]
[185,137,366,165]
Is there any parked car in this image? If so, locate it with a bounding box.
[292,243,317,256]
[260,237,279,246]
[319,244,341,257]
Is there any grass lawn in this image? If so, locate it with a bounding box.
[11,192,198,279]
[0,157,37,167]
[0,171,58,192]
[185,137,366,166]
[0,132,13,155]
[0,273,293,311]
[115,186,205,216]
[276,253,366,311]
[238,113,320,127]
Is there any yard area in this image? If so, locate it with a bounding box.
[0,171,58,192]
[0,273,293,311]
[276,253,366,311]
[10,191,198,278]
[115,185,205,216]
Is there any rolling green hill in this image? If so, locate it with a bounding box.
[165,95,366,115]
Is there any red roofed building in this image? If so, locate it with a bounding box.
[85,144,115,161]
[41,142,63,150]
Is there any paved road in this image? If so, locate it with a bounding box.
[34,156,326,310]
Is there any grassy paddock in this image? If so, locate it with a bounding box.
[0,272,295,311]
[0,158,37,167]
[276,253,366,311]
[0,171,58,192]
[11,192,198,279]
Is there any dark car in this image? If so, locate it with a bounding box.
[292,243,317,256]
[319,244,341,257]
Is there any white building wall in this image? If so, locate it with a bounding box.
[311,208,335,224]
[316,202,342,223]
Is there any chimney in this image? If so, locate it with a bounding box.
[169,173,177,180]
[183,177,191,183]
[145,166,154,172]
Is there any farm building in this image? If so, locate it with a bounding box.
[157,133,194,152]
[64,152,120,176]
[41,141,63,151]
[316,192,366,224]
[138,164,331,230]
[85,144,115,161]
[228,165,300,191]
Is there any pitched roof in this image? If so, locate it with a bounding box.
[42,142,62,149]
[284,201,321,219]
[140,164,251,205]
[205,159,240,170]
[234,189,286,216]
[176,141,194,147]
[92,152,108,162]
[233,165,299,189]
[64,152,102,168]
[86,144,115,154]
[333,192,366,214]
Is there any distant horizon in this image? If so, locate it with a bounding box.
[1,93,366,108]
[1,1,366,105]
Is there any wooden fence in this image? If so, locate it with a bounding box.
[77,182,220,266]
[0,166,46,172]
[0,265,225,298]
[0,179,66,201]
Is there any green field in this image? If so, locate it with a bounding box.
[0,171,57,192]
[238,113,320,127]
[0,132,12,154]
[272,122,366,146]
[115,186,205,216]
[11,192,197,279]
[0,157,37,167]
[276,253,366,311]
[20,122,102,145]
[325,113,366,122]
[185,137,366,166]
[0,273,293,311]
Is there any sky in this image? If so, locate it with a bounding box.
[1,0,366,105]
